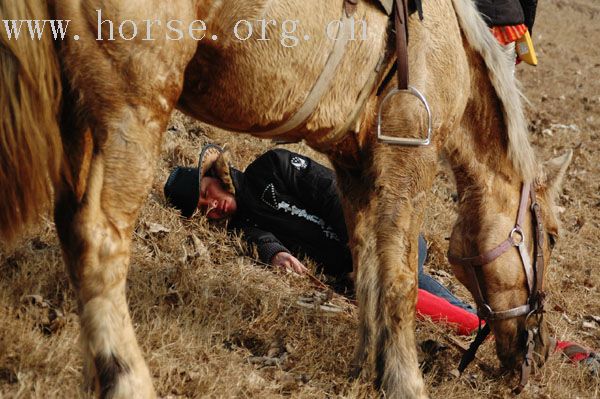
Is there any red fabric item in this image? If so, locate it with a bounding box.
[416,289,480,336]
[555,340,593,363]
[491,24,528,45]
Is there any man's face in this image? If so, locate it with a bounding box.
[198,177,237,220]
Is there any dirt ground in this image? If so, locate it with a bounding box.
[1,0,599,397]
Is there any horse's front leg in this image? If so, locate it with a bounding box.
[371,146,436,399]
[335,144,436,398]
[53,1,198,396]
[372,206,425,399]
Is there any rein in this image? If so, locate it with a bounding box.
[448,182,547,393]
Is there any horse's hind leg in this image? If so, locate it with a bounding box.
[55,88,183,398]
[334,167,379,378]
[56,117,162,397]
[54,1,197,396]
[56,82,191,396]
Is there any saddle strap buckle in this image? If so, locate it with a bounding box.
[377,86,433,146]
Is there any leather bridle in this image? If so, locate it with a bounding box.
[447,182,548,393]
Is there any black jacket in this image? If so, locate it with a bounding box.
[229,149,352,276]
[475,0,538,33]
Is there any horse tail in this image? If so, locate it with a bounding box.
[0,0,63,245]
[451,0,537,181]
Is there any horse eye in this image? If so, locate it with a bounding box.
[548,233,557,249]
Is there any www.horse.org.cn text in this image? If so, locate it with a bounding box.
[1,10,369,48]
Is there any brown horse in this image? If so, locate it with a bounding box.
[0,0,571,397]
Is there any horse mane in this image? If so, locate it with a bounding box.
[451,0,537,181]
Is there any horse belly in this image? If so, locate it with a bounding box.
[177,0,389,135]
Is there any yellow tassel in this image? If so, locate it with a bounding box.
[516,30,538,66]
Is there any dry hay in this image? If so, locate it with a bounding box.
[1,0,599,397]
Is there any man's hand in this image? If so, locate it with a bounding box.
[271,252,308,275]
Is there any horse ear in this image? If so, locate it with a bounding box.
[542,150,573,200]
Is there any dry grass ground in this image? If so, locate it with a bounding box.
[1,0,599,397]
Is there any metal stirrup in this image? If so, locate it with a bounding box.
[377,86,433,146]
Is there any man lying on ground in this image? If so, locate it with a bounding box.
[164,145,475,318]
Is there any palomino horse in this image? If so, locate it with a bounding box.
[0,0,571,397]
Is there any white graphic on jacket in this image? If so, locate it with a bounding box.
[290,156,308,170]
[260,183,340,241]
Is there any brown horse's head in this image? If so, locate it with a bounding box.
[449,151,572,374]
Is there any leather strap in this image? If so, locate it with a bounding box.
[447,239,514,268]
[517,239,534,293]
[513,329,536,394]
[529,187,546,315]
[466,262,486,310]
[344,0,358,16]
[531,190,545,294]
[516,184,535,294]
[448,183,532,272]
[254,0,355,139]
[312,49,395,149]
[480,304,532,321]
[394,0,409,90]
[458,323,490,373]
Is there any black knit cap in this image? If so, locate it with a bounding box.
[164,144,235,218]
[164,166,200,218]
